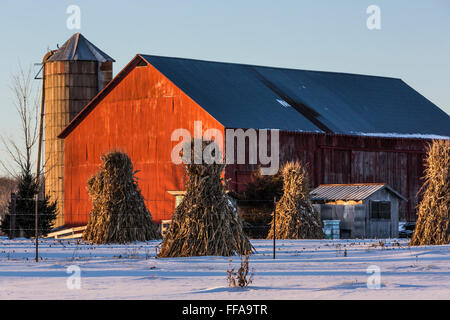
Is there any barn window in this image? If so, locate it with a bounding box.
[370,201,391,219]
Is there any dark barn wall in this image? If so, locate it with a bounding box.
[64,61,224,225]
[226,131,429,221]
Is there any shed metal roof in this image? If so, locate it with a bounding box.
[310,183,407,201]
[141,55,450,136]
[48,33,114,62]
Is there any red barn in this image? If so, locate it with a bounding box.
[58,54,450,225]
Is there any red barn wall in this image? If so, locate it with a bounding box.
[225,131,429,222]
[64,62,224,225]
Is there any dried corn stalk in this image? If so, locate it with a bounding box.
[267,161,324,239]
[410,139,449,246]
[158,140,253,257]
[83,151,161,244]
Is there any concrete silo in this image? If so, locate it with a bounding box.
[44,33,114,227]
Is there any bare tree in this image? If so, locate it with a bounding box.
[0,64,39,177]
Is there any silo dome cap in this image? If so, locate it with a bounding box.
[47,33,115,62]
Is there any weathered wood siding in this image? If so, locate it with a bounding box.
[314,189,400,238]
[316,204,366,238]
[366,189,400,238]
[226,131,429,221]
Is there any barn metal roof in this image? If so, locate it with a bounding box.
[310,183,407,202]
[140,55,450,136]
[48,33,114,62]
[141,55,322,132]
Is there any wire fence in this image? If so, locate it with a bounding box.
[0,193,281,262]
[1,194,277,239]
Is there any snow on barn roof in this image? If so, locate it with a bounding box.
[48,33,115,62]
[140,55,450,136]
[310,183,407,202]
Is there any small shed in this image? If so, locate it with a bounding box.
[310,183,407,239]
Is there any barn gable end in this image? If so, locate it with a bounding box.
[62,56,225,225]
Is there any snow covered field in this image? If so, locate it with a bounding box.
[0,237,449,300]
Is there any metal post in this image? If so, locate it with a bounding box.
[35,62,45,186]
[35,63,45,198]
[35,194,39,262]
[273,196,276,260]
[34,57,46,263]
[10,193,16,239]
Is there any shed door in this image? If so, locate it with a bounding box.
[368,201,392,238]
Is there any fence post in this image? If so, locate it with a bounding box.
[35,194,39,262]
[9,192,16,239]
[273,196,276,260]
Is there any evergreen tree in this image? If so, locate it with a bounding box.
[238,168,283,238]
[0,165,57,238]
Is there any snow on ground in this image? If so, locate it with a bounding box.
[0,237,449,299]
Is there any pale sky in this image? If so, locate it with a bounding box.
[0,0,449,175]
